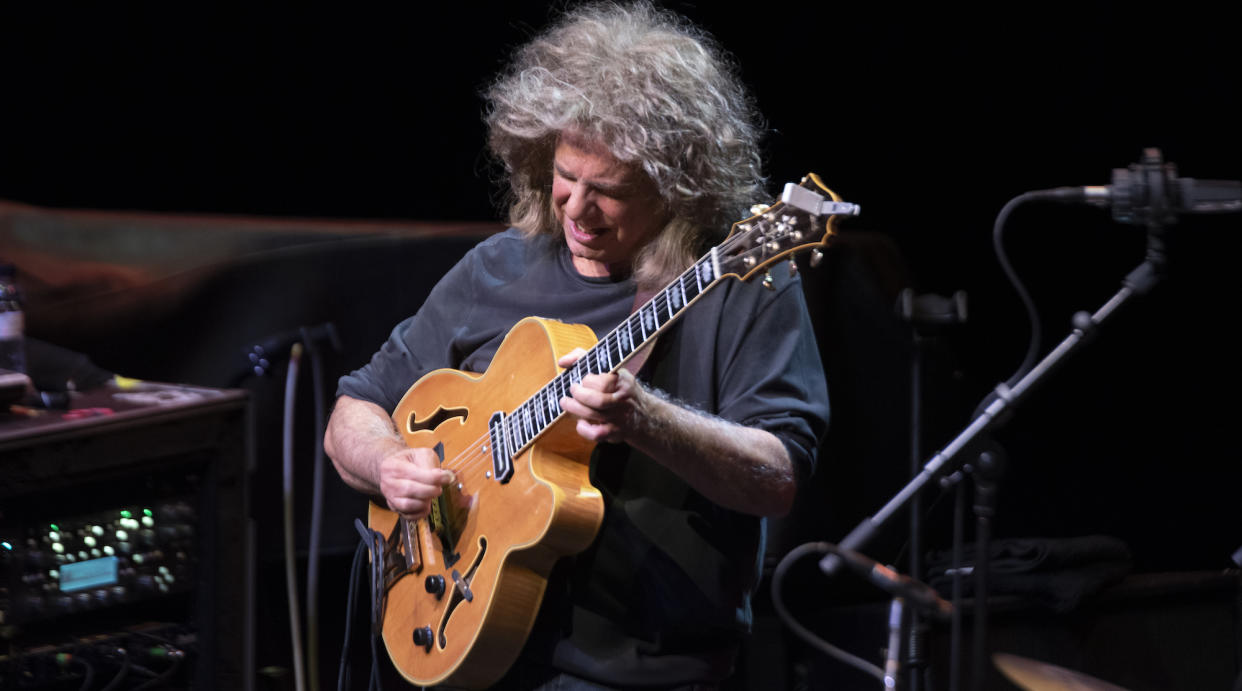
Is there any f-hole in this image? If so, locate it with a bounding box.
[407,406,469,434]
[436,536,488,650]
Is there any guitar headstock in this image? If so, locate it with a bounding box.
[717,173,859,282]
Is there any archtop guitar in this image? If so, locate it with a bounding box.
[368,173,857,688]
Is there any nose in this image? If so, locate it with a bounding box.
[563,182,595,223]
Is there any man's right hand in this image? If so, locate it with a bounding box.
[324,395,457,520]
[378,446,456,521]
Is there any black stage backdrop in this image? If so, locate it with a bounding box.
[2,1,1239,581]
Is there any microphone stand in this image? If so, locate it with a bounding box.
[820,223,1168,690]
[898,290,968,691]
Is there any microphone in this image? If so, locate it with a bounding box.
[836,547,954,620]
[243,323,342,377]
[1027,148,1241,225]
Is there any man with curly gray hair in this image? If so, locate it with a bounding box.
[484,2,767,292]
[325,3,828,688]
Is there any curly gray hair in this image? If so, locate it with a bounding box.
[484,1,766,287]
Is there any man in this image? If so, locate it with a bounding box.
[324,3,829,687]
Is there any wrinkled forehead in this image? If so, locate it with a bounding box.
[554,130,652,185]
[556,129,619,162]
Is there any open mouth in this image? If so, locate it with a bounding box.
[568,220,608,243]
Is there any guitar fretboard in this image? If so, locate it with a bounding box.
[499,251,720,457]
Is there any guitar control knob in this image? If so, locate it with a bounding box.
[412,626,434,652]
[424,574,446,598]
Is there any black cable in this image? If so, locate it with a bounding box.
[991,192,1045,389]
[307,328,329,691]
[68,652,95,691]
[98,647,131,691]
[349,518,386,691]
[339,537,368,691]
[771,542,885,682]
[130,648,184,691]
[283,343,308,691]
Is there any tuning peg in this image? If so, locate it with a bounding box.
[809,248,824,268]
[788,258,798,276]
[762,271,774,290]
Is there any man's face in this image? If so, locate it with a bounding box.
[551,134,668,278]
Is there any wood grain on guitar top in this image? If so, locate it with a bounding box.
[368,317,606,689]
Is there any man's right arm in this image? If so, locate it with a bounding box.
[324,395,454,520]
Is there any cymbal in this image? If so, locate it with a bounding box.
[993,652,1130,691]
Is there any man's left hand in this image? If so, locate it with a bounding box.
[557,348,648,443]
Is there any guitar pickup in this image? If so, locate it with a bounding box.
[487,411,514,483]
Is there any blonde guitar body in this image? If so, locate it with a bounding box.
[369,317,605,689]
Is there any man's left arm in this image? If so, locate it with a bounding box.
[559,363,797,517]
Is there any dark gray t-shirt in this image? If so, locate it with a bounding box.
[338,228,829,685]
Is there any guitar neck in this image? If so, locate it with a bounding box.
[498,172,856,458]
[500,251,722,455]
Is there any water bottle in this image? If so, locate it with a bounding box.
[0,263,26,375]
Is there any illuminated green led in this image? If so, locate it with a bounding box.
[50,524,60,531]
[1,541,12,550]
[143,509,153,517]
[120,510,133,519]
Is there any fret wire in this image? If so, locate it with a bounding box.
[502,416,513,459]
[505,416,517,454]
